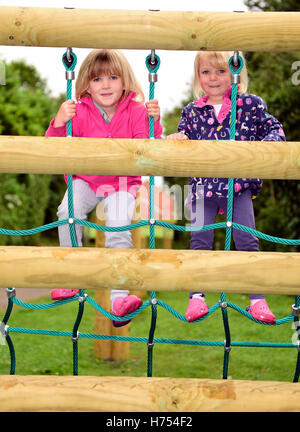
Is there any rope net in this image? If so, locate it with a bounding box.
[0,49,299,381]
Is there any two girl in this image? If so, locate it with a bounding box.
[48,48,285,327]
[46,49,162,326]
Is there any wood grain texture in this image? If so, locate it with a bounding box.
[1,136,300,179]
[0,246,300,295]
[1,7,300,51]
[0,375,300,412]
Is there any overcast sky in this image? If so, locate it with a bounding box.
[0,0,247,117]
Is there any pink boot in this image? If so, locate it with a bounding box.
[51,289,79,300]
[185,297,209,322]
[246,299,276,324]
[112,295,142,327]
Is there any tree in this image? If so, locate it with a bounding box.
[245,0,298,10]
[0,59,63,245]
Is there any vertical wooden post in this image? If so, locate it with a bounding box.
[162,219,175,250]
[130,190,147,299]
[93,202,129,361]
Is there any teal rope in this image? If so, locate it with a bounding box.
[6,335,15,375]
[3,218,300,244]
[61,49,85,375]
[87,296,147,322]
[220,55,243,379]
[145,52,161,377]
[62,50,77,247]
[5,327,298,348]
[72,290,86,376]
[6,325,298,349]
[10,295,295,326]
[77,218,148,232]
[3,218,300,247]
[145,53,161,139]
[1,288,298,377]
[5,297,297,333]
[13,295,78,310]
[1,291,15,374]
[2,290,14,324]
[225,55,244,248]
[0,219,68,236]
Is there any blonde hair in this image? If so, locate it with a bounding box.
[193,51,248,99]
[75,49,145,104]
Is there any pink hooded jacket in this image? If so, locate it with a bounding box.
[45,92,163,198]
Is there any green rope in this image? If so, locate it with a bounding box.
[1,290,15,374]
[145,51,161,377]
[6,327,298,348]
[220,54,244,379]
[61,48,86,375]
[9,294,294,326]
[3,218,300,245]
[1,289,298,376]
[62,49,77,247]
[225,54,244,248]
[72,291,86,376]
[6,325,298,349]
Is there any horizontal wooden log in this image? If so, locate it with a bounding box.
[1,7,300,51]
[0,247,299,295]
[0,375,299,412]
[1,136,300,179]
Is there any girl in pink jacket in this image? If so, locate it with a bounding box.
[46,49,162,326]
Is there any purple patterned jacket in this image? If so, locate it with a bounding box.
[178,87,285,202]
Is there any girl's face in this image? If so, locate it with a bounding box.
[87,73,124,117]
[198,57,231,104]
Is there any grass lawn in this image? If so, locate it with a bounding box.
[0,289,298,382]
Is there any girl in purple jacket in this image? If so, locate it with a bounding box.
[46,49,162,326]
[168,51,285,324]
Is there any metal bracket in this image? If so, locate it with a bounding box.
[150,298,158,305]
[78,293,88,303]
[0,322,8,345]
[65,70,75,80]
[63,47,75,69]
[6,287,16,299]
[72,331,79,343]
[231,74,241,84]
[148,73,158,83]
[224,341,231,352]
[291,304,300,316]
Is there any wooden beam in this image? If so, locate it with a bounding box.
[0,375,299,412]
[1,136,300,179]
[0,246,300,295]
[1,7,300,51]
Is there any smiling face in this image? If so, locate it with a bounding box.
[198,56,232,104]
[87,74,124,118]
